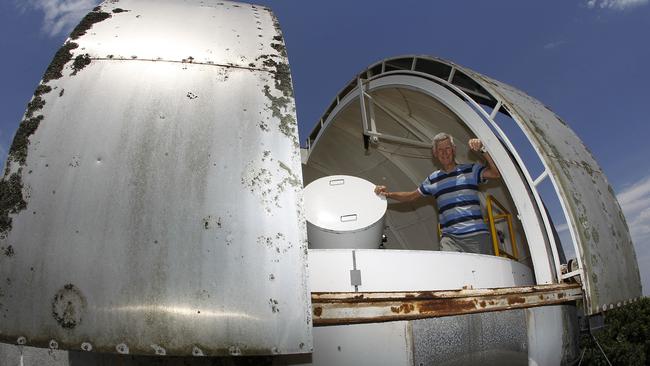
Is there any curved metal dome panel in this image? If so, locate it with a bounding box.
[457,67,642,314]
[0,0,310,357]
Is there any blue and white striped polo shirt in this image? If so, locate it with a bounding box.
[417,163,488,237]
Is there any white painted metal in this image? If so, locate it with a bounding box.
[533,170,549,187]
[448,67,456,83]
[307,322,412,366]
[308,249,534,292]
[526,306,568,366]
[304,175,387,232]
[304,175,387,249]
[490,100,503,119]
[0,0,311,356]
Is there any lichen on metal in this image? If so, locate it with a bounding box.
[457,68,642,314]
[0,0,311,356]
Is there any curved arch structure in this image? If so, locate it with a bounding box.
[304,55,642,315]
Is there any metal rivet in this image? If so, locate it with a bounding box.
[81,342,92,351]
[16,337,26,345]
[151,344,166,356]
[192,346,204,357]
[49,340,59,349]
[116,343,129,354]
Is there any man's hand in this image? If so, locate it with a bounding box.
[468,138,484,152]
[375,186,421,202]
[374,185,389,197]
[469,138,501,179]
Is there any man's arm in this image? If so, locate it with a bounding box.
[481,150,501,179]
[469,138,501,180]
[374,185,422,202]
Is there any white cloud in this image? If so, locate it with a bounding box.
[617,174,650,245]
[18,0,98,38]
[617,174,650,295]
[586,0,649,10]
[543,40,566,50]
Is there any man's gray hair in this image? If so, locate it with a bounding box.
[432,132,455,149]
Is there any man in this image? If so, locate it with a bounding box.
[374,132,501,254]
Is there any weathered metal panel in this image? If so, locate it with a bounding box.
[526,305,579,365]
[457,69,642,314]
[0,0,311,356]
[412,310,528,366]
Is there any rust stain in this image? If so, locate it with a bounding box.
[311,283,582,326]
[390,303,415,314]
[507,296,526,305]
[313,307,322,317]
[416,291,435,299]
[51,284,87,329]
[417,299,476,314]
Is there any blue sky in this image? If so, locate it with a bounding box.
[1,0,649,294]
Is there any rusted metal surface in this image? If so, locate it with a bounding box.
[456,67,642,315]
[0,0,311,357]
[311,284,582,326]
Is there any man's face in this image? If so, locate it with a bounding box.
[433,138,455,166]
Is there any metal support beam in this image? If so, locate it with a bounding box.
[533,170,549,187]
[358,77,371,134]
[312,283,582,326]
[364,131,433,148]
[490,100,503,120]
[365,93,431,143]
[448,67,456,83]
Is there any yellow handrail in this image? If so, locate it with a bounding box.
[436,195,518,260]
[486,195,518,260]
